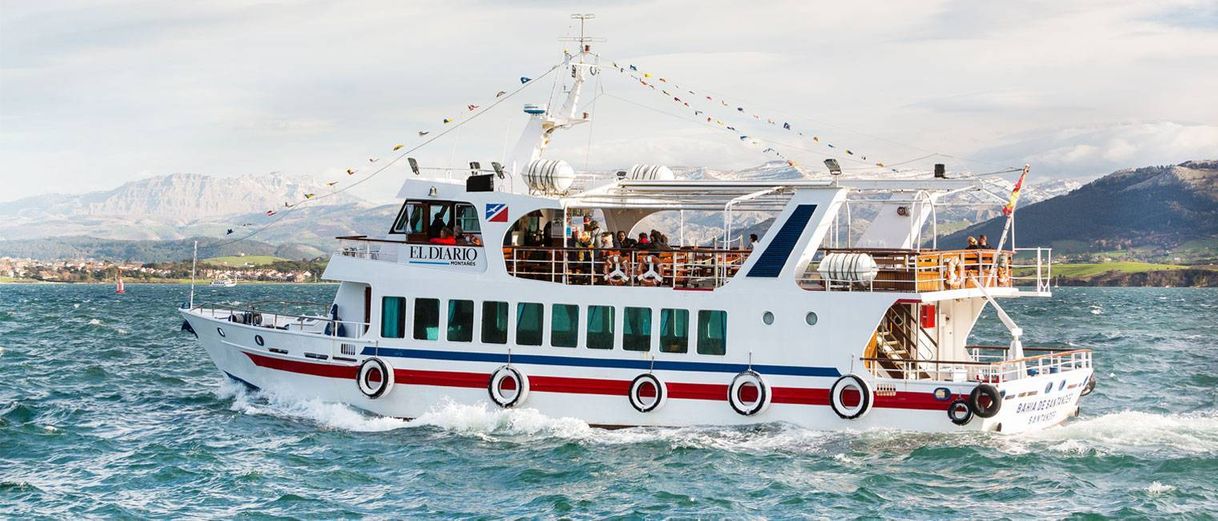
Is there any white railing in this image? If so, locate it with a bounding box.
[864,347,1091,383]
[190,304,371,340]
[1012,247,1053,294]
[504,246,750,289]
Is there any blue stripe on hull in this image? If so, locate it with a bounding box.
[359,347,840,378]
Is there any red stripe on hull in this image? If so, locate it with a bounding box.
[242,352,950,411]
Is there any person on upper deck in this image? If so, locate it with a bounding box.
[599,232,615,249]
[430,227,457,245]
[748,233,759,250]
[637,232,652,250]
[614,230,636,249]
[965,236,980,249]
[978,234,991,249]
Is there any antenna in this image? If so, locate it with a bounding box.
[560,13,605,53]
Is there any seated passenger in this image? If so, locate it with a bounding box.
[636,232,652,250]
[965,236,979,249]
[615,230,636,249]
[453,225,470,245]
[599,232,614,249]
[748,233,759,250]
[978,234,991,249]
[429,227,457,245]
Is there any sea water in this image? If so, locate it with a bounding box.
[1,284,1215,518]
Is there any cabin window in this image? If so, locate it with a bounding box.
[586,305,614,349]
[455,203,481,233]
[391,202,426,234]
[482,301,508,344]
[516,302,544,346]
[659,308,689,353]
[380,296,406,338]
[551,304,579,348]
[447,299,474,342]
[697,310,728,355]
[623,307,652,352]
[413,298,440,340]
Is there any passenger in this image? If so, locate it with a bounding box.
[978,234,991,249]
[616,230,636,249]
[637,232,652,250]
[599,232,614,249]
[583,215,601,236]
[429,227,457,245]
[748,233,759,250]
[429,209,447,239]
[453,225,470,245]
[965,236,979,249]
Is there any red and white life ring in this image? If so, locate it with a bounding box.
[356,357,395,399]
[604,254,629,285]
[488,365,530,408]
[829,374,874,420]
[628,373,667,413]
[943,257,963,289]
[637,255,663,286]
[727,370,772,416]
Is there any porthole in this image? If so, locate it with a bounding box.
[805,312,818,326]
[217,327,226,337]
[762,311,774,325]
[255,335,265,346]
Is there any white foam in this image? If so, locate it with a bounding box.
[216,379,408,432]
[1023,410,1218,455]
[88,318,102,325]
[1146,481,1175,495]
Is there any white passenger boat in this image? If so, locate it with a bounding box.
[210,277,237,288]
[180,21,1093,433]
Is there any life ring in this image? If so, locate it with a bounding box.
[356,357,394,399]
[830,374,874,420]
[488,365,530,408]
[948,399,973,425]
[628,373,667,413]
[969,384,1002,418]
[604,254,629,285]
[943,257,963,288]
[637,255,664,286]
[1080,374,1096,397]
[727,370,772,416]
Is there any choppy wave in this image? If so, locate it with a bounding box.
[3,284,1218,518]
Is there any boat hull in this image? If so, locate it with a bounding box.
[184,310,1090,434]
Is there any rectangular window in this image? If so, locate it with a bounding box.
[380,296,406,338]
[447,299,474,342]
[550,304,579,348]
[413,298,440,340]
[623,307,652,352]
[516,302,544,346]
[697,310,728,355]
[391,202,426,234]
[586,305,615,349]
[455,203,481,233]
[481,301,508,344]
[659,308,689,353]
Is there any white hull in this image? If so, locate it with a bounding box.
[184,309,1090,434]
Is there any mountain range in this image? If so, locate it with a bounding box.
[945,160,1218,261]
[0,161,1210,262]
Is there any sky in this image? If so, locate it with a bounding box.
[2,0,1217,203]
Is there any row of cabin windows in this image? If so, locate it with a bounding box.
[380,297,726,355]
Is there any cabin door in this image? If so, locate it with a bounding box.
[363,287,372,335]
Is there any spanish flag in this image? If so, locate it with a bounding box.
[1003,167,1029,217]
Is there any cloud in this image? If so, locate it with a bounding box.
[1,1,1217,201]
[973,121,1218,178]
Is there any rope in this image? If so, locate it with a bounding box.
[196,61,564,254]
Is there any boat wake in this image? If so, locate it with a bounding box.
[1015,410,1218,455]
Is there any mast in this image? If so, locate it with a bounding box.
[503,13,602,192]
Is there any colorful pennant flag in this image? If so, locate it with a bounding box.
[1003,169,1028,217]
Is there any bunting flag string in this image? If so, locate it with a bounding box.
[230,63,561,241]
[610,61,893,170]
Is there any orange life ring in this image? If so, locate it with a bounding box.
[943,257,963,288]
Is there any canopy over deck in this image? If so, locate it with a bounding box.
[561,178,985,211]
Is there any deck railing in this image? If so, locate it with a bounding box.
[799,247,1053,293]
[863,347,1091,383]
[189,304,372,340]
[503,246,750,289]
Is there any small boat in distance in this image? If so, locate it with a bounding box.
[115,269,125,294]
[210,277,237,288]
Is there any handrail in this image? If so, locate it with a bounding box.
[865,347,1091,383]
[502,245,752,289]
